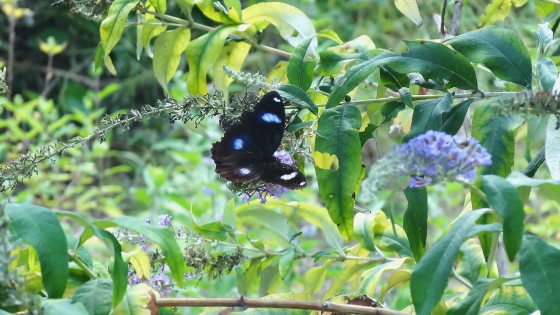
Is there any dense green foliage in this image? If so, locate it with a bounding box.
[2,0,560,314]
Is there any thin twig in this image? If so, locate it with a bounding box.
[156,297,409,315]
[450,0,463,36]
[440,0,447,36]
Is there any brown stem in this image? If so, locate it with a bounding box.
[450,0,463,36]
[156,297,409,315]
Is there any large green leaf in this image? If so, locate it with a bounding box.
[403,187,427,262]
[287,36,316,91]
[314,104,363,240]
[481,175,524,261]
[411,209,497,315]
[519,235,560,315]
[471,102,522,259]
[404,94,453,141]
[72,279,113,315]
[153,28,190,93]
[186,25,238,95]
[387,40,478,91]
[243,2,316,48]
[57,211,127,306]
[6,204,68,298]
[448,26,532,88]
[100,0,140,57]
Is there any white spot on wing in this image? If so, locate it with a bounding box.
[280,172,298,180]
[260,112,282,123]
[232,138,244,150]
[273,97,281,103]
[238,168,251,175]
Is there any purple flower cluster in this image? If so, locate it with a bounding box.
[388,130,492,188]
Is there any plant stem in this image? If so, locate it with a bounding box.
[156,297,408,314]
[523,147,545,177]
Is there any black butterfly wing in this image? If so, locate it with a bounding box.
[211,122,267,182]
[259,161,307,190]
[238,91,286,156]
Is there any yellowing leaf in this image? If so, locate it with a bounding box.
[153,28,191,94]
[130,251,151,281]
[313,151,339,170]
[394,0,423,27]
[213,41,251,91]
[141,18,167,58]
[479,0,528,26]
[243,2,316,47]
[100,0,140,57]
[113,284,160,315]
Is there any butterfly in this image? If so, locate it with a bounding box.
[211,91,307,190]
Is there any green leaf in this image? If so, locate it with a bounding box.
[479,0,528,26]
[303,261,335,295]
[353,212,376,251]
[71,279,113,315]
[387,41,478,91]
[538,58,558,91]
[100,0,140,57]
[479,285,537,314]
[278,248,296,280]
[457,239,486,284]
[277,84,318,116]
[404,94,453,141]
[316,51,363,76]
[403,187,427,262]
[317,29,343,44]
[314,104,363,240]
[507,171,560,187]
[380,66,410,92]
[243,2,316,47]
[109,216,186,287]
[519,235,560,315]
[141,18,167,58]
[471,102,521,258]
[546,115,560,180]
[42,299,88,315]
[325,51,393,108]
[440,99,474,135]
[322,261,375,299]
[288,36,316,91]
[359,258,410,296]
[213,41,251,91]
[398,87,412,107]
[448,26,532,88]
[370,211,412,257]
[148,0,166,13]
[447,279,493,315]
[195,0,241,24]
[153,28,191,94]
[57,211,127,306]
[186,25,238,95]
[481,175,524,261]
[411,209,492,315]
[6,204,68,298]
[394,0,423,26]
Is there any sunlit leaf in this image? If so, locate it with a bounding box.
[100,0,140,57]
[153,28,190,94]
[113,284,160,315]
[479,0,528,26]
[394,0,423,26]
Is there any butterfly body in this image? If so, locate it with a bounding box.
[211,91,306,190]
